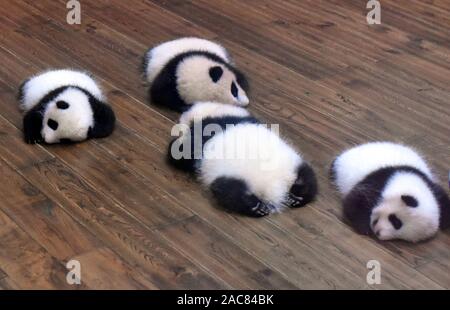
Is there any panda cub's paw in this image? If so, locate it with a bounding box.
[285,163,318,208]
[248,201,273,217]
[284,193,305,208]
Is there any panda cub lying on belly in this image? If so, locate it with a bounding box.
[143,37,249,112]
[168,101,318,217]
[18,69,116,144]
[331,142,450,242]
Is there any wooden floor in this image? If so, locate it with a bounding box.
[0,0,449,289]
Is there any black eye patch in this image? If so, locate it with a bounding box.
[47,119,59,131]
[209,66,223,83]
[401,195,418,208]
[231,81,238,98]
[388,214,403,230]
[56,100,70,109]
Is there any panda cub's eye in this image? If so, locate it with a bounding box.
[372,218,379,227]
[231,81,238,98]
[56,100,70,109]
[47,119,59,131]
[388,214,403,230]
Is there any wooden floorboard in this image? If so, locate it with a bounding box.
[0,0,448,289]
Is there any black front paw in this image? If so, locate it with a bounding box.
[284,193,306,208]
[23,110,43,144]
[247,201,273,217]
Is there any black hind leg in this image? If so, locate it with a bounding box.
[210,177,273,217]
[167,138,196,173]
[285,163,318,208]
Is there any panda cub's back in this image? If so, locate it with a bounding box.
[145,37,230,84]
[20,69,103,111]
[333,141,433,195]
[199,123,302,205]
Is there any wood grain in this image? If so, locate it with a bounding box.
[0,0,448,289]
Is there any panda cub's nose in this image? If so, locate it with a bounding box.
[238,94,249,106]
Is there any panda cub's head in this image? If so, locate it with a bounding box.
[41,87,94,144]
[370,172,440,242]
[176,55,249,107]
[23,86,115,144]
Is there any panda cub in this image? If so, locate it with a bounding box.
[168,101,318,217]
[18,69,116,144]
[142,37,249,112]
[331,142,450,242]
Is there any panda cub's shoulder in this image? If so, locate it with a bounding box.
[332,141,432,196]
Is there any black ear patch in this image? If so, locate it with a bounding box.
[388,214,403,230]
[56,100,70,109]
[47,119,59,131]
[209,66,223,83]
[231,81,238,98]
[87,97,116,139]
[401,195,418,208]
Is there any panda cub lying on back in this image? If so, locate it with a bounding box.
[143,37,249,112]
[331,142,450,242]
[168,102,318,217]
[18,69,116,144]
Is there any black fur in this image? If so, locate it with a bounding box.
[167,138,197,173]
[149,51,249,112]
[388,214,403,230]
[141,49,151,76]
[47,119,59,131]
[210,177,273,217]
[209,66,223,82]
[56,100,69,109]
[286,163,318,208]
[17,78,30,101]
[87,96,116,139]
[342,165,450,235]
[23,109,44,144]
[20,85,115,144]
[401,195,418,208]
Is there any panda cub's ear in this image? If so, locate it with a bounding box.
[401,195,418,208]
[209,66,223,83]
[87,97,116,139]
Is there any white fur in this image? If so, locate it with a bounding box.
[179,101,250,126]
[370,172,440,242]
[333,142,433,196]
[41,88,94,144]
[20,69,103,111]
[144,37,230,84]
[176,56,249,106]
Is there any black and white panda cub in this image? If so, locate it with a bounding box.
[168,101,318,217]
[18,69,116,144]
[142,37,249,112]
[331,142,450,242]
